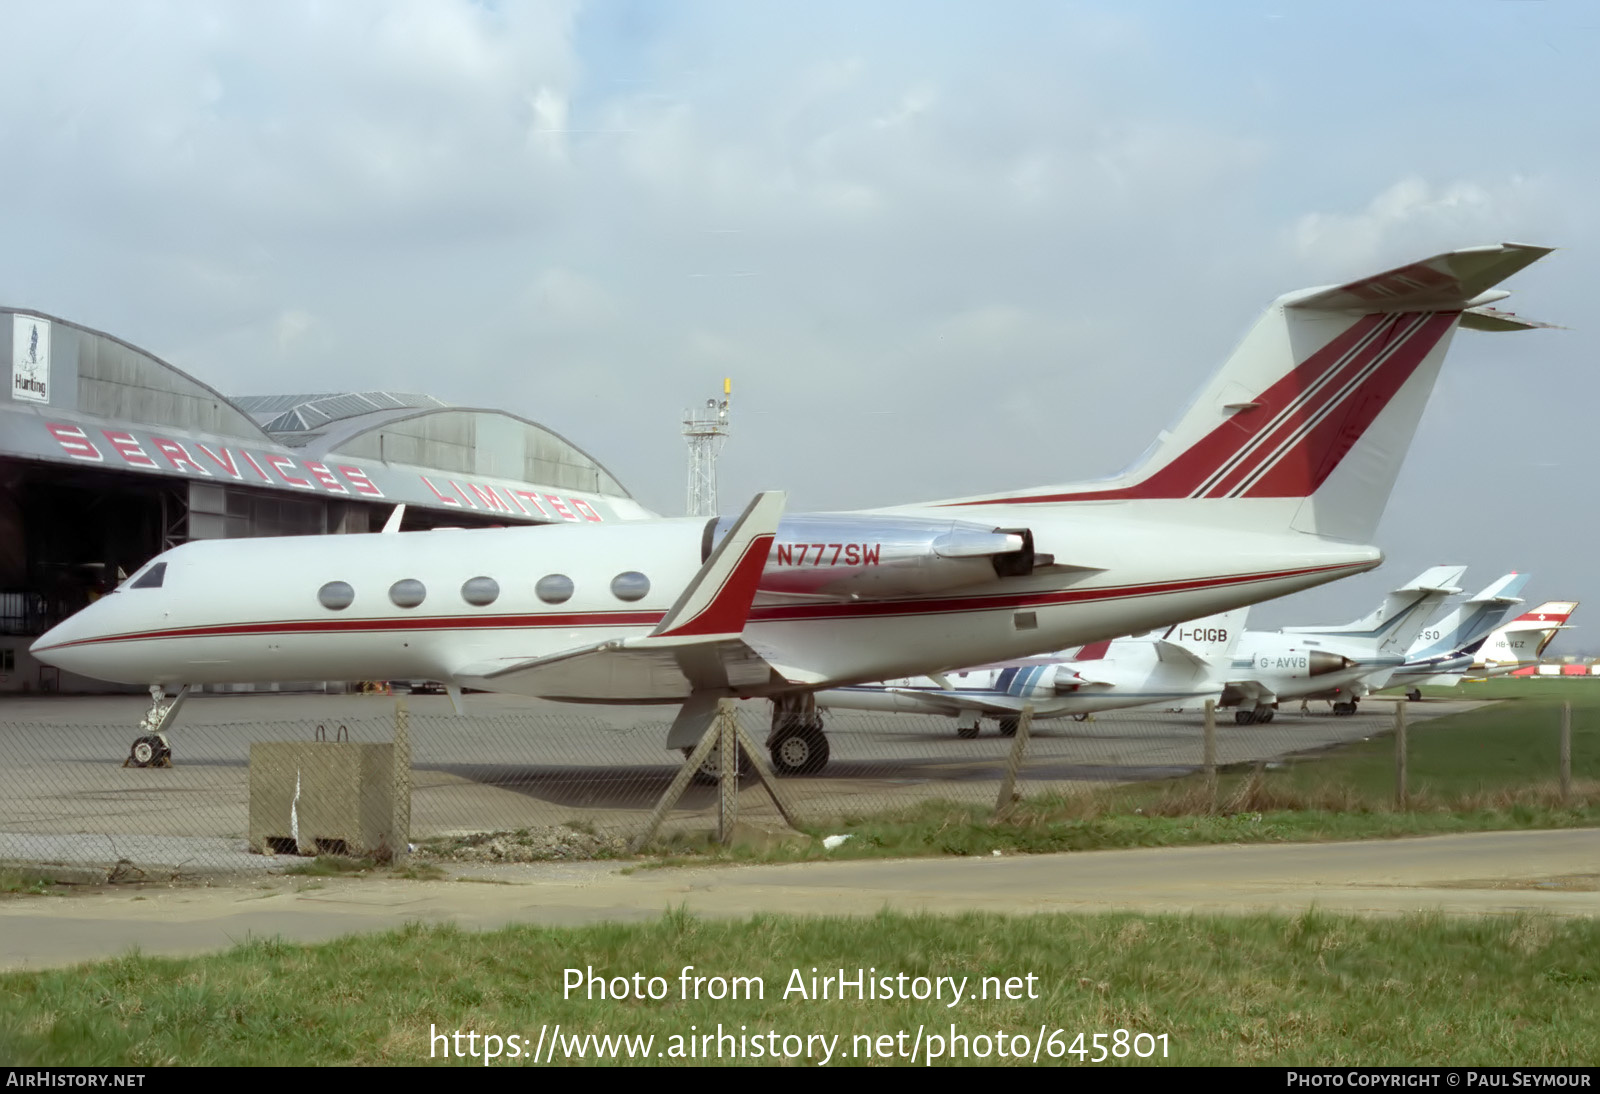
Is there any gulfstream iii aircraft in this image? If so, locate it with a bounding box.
[30,244,1554,771]
[1385,573,1530,700]
[807,567,1461,753]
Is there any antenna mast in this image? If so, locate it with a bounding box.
[682,378,732,517]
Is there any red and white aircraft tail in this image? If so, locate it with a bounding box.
[1476,600,1579,674]
[935,244,1553,543]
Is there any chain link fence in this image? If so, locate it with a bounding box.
[0,689,1590,878]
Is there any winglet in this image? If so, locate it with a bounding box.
[652,491,785,639]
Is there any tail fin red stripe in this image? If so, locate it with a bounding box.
[1203,314,1415,498]
[1240,312,1457,498]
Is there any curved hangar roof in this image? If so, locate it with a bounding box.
[2,308,642,522]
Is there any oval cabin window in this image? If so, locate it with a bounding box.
[535,574,574,604]
[389,579,427,608]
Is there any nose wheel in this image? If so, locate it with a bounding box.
[126,734,172,768]
[124,684,190,768]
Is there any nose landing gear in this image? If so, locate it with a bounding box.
[125,684,190,768]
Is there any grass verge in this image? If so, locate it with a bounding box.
[634,680,1600,865]
[1,909,1595,1065]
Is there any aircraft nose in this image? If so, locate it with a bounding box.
[31,602,115,675]
[31,617,82,662]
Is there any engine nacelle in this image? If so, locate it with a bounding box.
[1249,649,1358,680]
[706,513,1045,599]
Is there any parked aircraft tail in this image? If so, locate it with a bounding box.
[1477,600,1579,669]
[1281,565,1466,655]
[1406,572,1529,662]
[936,244,1553,542]
[1151,608,1250,664]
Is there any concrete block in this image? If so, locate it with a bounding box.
[249,741,404,860]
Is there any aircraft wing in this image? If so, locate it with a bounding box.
[452,491,789,700]
[456,636,781,700]
[882,687,1031,716]
[1227,679,1278,705]
[1356,667,1399,691]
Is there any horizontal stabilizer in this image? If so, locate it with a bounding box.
[1287,243,1553,313]
[1460,306,1562,332]
[1467,572,1530,605]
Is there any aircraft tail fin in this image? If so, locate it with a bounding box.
[1405,572,1529,662]
[935,244,1553,543]
[1479,600,1579,666]
[1281,565,1466,655]
[1156,608,1250,664]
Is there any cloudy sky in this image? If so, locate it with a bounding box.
[2,1,1595,640]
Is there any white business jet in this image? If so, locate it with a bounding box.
[31,244,1554,774]
[807,612,1247,755]
[808,566,1461,752]
[1225,564,1465,719]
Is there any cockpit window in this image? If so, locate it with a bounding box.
[129,563,167,590]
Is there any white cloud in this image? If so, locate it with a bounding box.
[1287,176,1549,274]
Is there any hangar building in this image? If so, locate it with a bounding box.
[1,307,647,693]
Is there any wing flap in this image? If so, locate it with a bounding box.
[456,637,780,701]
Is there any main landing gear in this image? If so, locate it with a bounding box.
[682,739,753,785]
[767,695,830,776]
[1234,705,1276,725]
[1331,699,1359,716]
[126,684,190,768]
[1406,688,1423,703]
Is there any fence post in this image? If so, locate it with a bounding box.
[718,700,739,844]
[1202,699,1218,813]
[1394,699,1408,811]
[392,697,412,865]
[1560,701,1572,806]
[994,704,1034,819]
